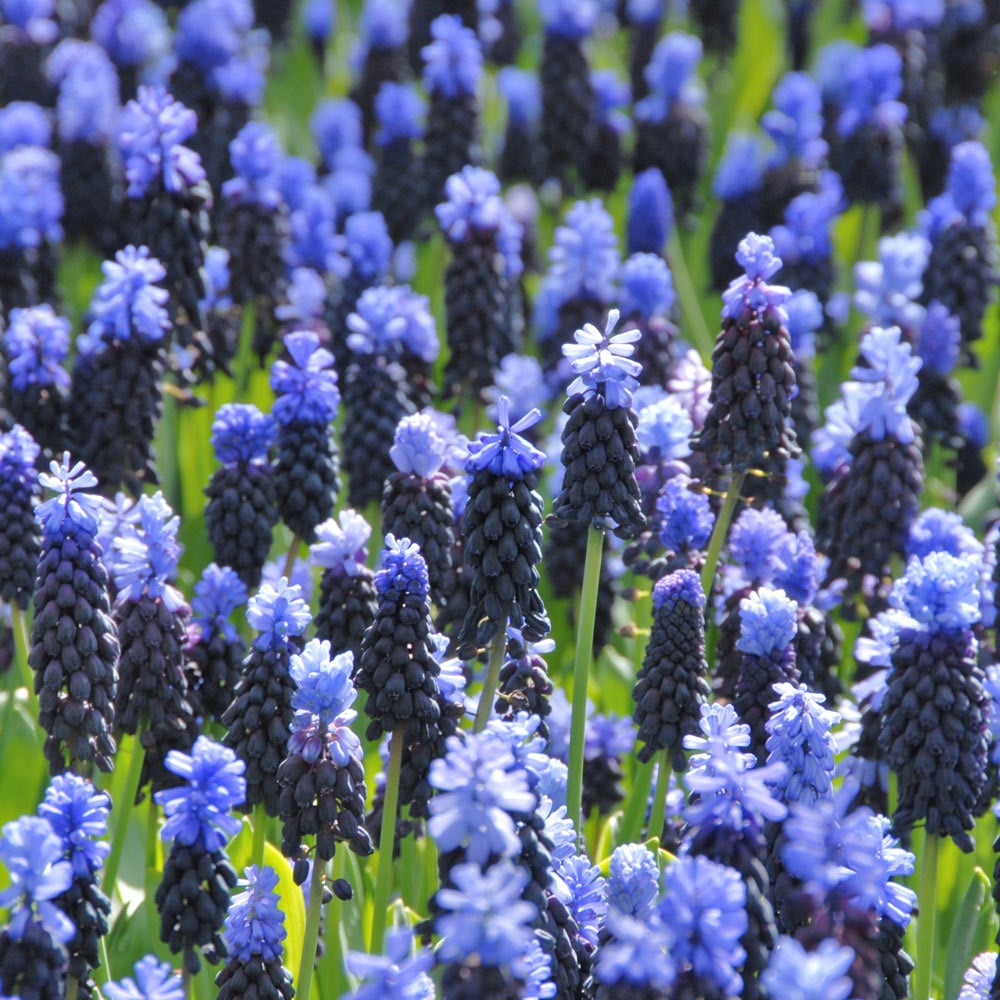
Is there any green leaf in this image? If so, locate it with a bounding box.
[264,841,307,974]
[943,867,988,1000]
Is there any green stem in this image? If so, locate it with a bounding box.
[102,736,145,897]
[473,630,507,733]
[282,535,302,582]
[915,832,939,1000]
[618,758,656,847]
[648,753,672,843]
[668,230,714,359]
[369,727,404,954]
[700,471,747,600]
[182,965,192,1000]
[252,802,268,871]
[297,854,326,1000]
[66,976,79,1000]
[566,526,605,834]
[0,672,22,769]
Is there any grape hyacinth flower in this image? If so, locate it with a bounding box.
[734,587,801,762]
[341,927,435,1000]
[582,711,635,818]
[218,121,289,364]
[458,395,550,662]
[552,309,646,537]
[435,860,541,999]
[204,403,279,590]
[270,329,341,543]
[626,167,673,258]
[495,630,556,737]
[382,412,455,607]
[633,32,709,218]
[632,569,710,772]
[420,14,482,216]
[0,424,40,610]
[879,550,988,851]
[104,954,184,1000]
[310,509,378,664]
[0,814,74,1000]
[110,492,198,796]
[215,866,294,1000]
[830,43,907,216]
[278,639,373,880]
[48,40,122,257]
[436,165,522,400]
[581,68,629,194]
[118,85,212,368]
[920,140,1000,366]
[154,736,244,974]
[37,773,112,998]
[0,144,63,317]
[371,81,425,244]
[358,537,447,950]
[348,0,409,144]
[30,455,119,775]
[326,209,393,364]
[69,245,171,496]
[89,0,170,100]
[818,326,925,601]
[538,0,597,192]
[497,67,540,184]
[3,304,70,458]
[693,233,797,476]
[185,563,246,724]
[222,578,310,818]
[618,252,679,388]
[342,285,434,508]
[761,937,856,1000]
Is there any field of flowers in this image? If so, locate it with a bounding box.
[1,0,1000,998]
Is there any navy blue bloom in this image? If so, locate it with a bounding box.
[223,865,286,963]
[155,736,246,852]
[421,14,482,99]
[103,955,184,1000]
[117,85,205,198]
[466,395,545,480]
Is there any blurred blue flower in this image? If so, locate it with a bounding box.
[104,954,184,1000]
[606,842,659,919]
[191,563,246,643]
[310,509,371,576]
[761,937,855,1000]
[342,927,435,1000]
[435,860,537,966]
[421,14,482,99]
[88,245,169,345]
[390,412,449,478]
[736,587,798,657]
[3,305,70,391]
[619,252,675,320]
[636,32,704,123]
